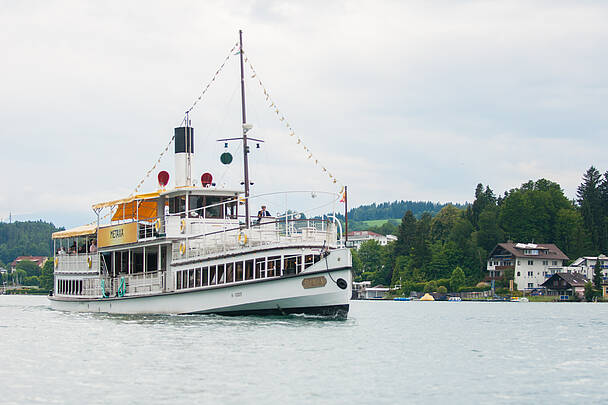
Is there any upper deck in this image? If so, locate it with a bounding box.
[52,189,344,265]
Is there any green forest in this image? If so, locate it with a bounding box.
[0,221,62,266]
[352,166,608,295]
[338,200,467,233]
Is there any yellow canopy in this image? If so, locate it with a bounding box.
[111,199,158,222]
[52,224,97,239]
[92,192,160,210]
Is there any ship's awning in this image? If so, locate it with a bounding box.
[92,192,160,210]
[52,224,97,239]
[111,200,158,222]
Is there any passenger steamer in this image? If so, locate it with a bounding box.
[48,32,352,317]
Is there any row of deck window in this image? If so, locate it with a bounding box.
[175,254,322,290]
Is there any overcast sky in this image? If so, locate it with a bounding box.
[1,0,607,228]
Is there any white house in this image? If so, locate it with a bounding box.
[563,255,608,280]
[487,243,569,291]
[346,231,396,250]
[351,281,390,299]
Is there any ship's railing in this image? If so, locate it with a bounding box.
[54,253,100,274]
[102,271,164,297]
[172,217,340,260]
[54,277,102,297]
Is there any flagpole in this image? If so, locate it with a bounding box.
[344,186,348,243]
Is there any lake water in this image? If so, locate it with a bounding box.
[1,296,608,404]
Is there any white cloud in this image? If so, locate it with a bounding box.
[1,0,607,227]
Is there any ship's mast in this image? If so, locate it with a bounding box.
[239,29,251,228]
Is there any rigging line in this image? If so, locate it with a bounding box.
[242,51,343,194]
[185,42,240,115]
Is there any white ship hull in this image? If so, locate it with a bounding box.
[49,267,351,317]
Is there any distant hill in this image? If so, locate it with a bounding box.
[0,221,63,265]
[337,200,468,222]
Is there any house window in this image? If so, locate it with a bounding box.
[528,283,533,288]
[542,260,548,266]
[517,261,521,266]
[528,271,533,277]
[517,271,521,276]
[552,261,557,266]
[528,260,533,266]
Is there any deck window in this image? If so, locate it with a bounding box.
[205,197,223,219]
[217,264,225,284]
[189,269,195,288]
[202,267,209,286]
[285,255,298,275]
[268,256,280,277]
[169,196,186,215]
[226,263,234,283]
[209,265,217,285]
[236,261,244,281]
[245,260,254,280]
[195,268,201,287]
[189,195,204,218]
[225,199,237,219]
[255,258,265,279]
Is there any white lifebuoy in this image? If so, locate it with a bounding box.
[237,231,248,245]
[180,219,186,233]
[87,256,92,268]
[179,241,186,255]
[154,219,161,232]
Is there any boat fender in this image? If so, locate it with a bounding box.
[54,257,58,268]
[336,278,348,290]
[180,219,186,233]
[87,256,92,268]
[179,241,186,255]
[238,231,248,245]
[154,219,161,232]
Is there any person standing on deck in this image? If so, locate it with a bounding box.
[257,205,271,224]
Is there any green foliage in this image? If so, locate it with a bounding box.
[40,259,54,291]
[348,168,607,293]
[423,280,438,293]
[499,179,571,244]
[593,259,603,291]
[16,260,41,277]
[340,200,467,223]
[458,285,491,293]
[351,249,362,277]
[437,285,447,294]
[0,221,62,264]
[24,276,40,286]
[584,281,596,302]
[577,167,606,253]
[12,269,27,285]
[450,266,466,292]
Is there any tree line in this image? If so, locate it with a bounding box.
[352,166,608,294]
[0,221,63,266]
[337,200,467,222]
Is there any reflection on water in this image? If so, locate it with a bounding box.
[2,296,608,404]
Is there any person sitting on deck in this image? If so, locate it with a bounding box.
[257,205,271,224]
[89,240,97,253]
